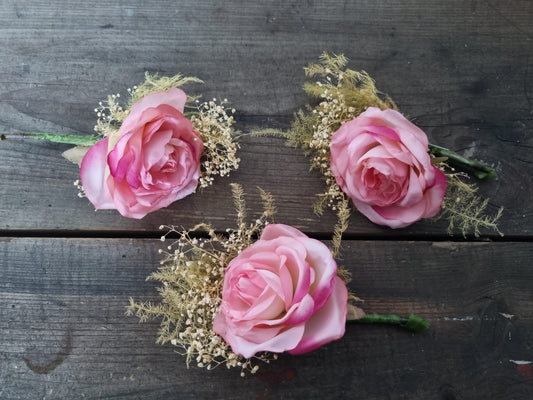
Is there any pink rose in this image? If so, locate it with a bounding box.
[213,224,348,358]
[330,107,447,228]
[80,88,203,219]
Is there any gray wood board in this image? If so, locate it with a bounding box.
[1,238,532,399]
[2,1,533,399]
[0,133,522,238]
[1,0,531,237]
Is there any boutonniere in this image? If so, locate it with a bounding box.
[127,184,429,376]
[31,74,240,218]
[276,52,502,236]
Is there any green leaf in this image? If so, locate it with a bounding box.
[28,132,100,146]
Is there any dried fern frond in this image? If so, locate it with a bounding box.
[258,187,276,221]
[304,52,349,78]
[331,197,351,258]
[131,72,203,105]
[438,174,503,237]
[231,182,247,227]
[303,51,395,117]
[285,107,319,151]
[127,185,278,376]
[249,128,288,138]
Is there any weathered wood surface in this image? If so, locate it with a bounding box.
[1,0,532,399]
[1,238,532,399]
[1,0,531,237]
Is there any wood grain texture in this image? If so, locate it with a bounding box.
[1,0,531,237]
[1,1,532,399]
[1,238,532,399]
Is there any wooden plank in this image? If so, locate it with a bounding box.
[1,238,532,399]
[0,131,521,239]
[1,2,532,400]
[1,0,532,237]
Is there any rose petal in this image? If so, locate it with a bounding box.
[357,168,446,228]
[422,167,447,217]
[277,246,312,305]
[373,198,427,228]
[365,124,401,141]
[143,128,173,170]
[396,168,425,207]
[244,290,285,321]
[379,108,429,148]
[121,88,187,135]
[260,223,308,240]
[284,294,315,325]
[260,224,337,313]
[288,276,347,355]
[80,137,115,210]
[107,130,138,182]
[215,315,306,359]
[298,237,337,311]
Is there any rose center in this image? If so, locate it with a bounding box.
[160,151,178,173]
[361,162,406,205]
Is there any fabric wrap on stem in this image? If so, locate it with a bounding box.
[348,313,430,333]
[429,143,496,179]
[28,132,100,146]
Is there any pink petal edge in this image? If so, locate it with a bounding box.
[80,137,115,210]
[289,276,348,355]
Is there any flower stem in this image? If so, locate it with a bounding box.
[348,313,430,332]
[429,143,496,179]
[27,132,100,146]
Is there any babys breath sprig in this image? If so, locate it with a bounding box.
[127,184,277,376]
[192,98,240,188]
[93,92,127,137]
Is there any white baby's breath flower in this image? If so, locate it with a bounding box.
[127,184,276,375]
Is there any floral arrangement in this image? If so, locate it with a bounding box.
[21,54,501,377]
[32,73,240,218]
[127,184,429,376]
[272,52,502,236]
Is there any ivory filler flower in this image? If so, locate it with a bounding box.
[128,185,429,376]
[29,73,240,219]
[281,52,502,236]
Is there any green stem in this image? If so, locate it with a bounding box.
[429,143,496,179]
[348,313,430,332]
[27,132,100,146]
